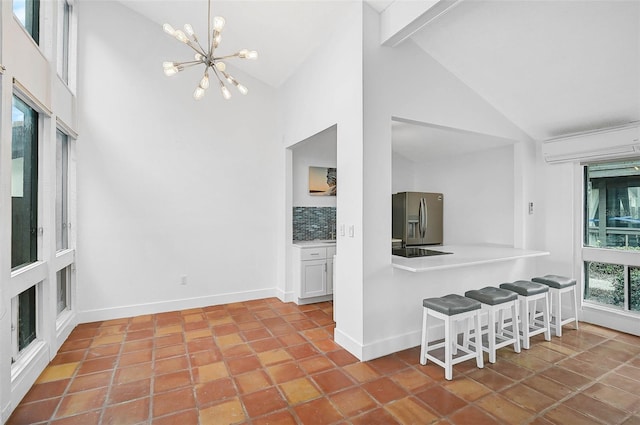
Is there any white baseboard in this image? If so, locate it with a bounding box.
[2,402,12,424]
[335,323,446,362]
[77,288,278,323]
[275,288,296,303]
[334,328,364,360]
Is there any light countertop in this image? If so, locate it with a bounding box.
[392,244,549,272]
[293,240,337,248]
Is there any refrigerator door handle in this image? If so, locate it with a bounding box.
[424,200,428,238]
[419,198,427,238]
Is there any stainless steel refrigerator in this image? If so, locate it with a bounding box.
[392,192,443,246]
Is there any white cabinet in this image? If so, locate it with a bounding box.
[293,244,335,304]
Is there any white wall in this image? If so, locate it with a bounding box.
[277,2,364,354]
[534,154,576,275]
[292,125,337,207]
[76,1,280,321]
[413,145,515,246]
[391,152,416,194]
[360,4,538,359]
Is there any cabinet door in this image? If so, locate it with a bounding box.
[326,257,333,295]
[301,259,326,298]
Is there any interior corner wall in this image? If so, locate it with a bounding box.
[76,1,280,322]
[413,145,515,246]
[391,152,416,194]
[277,2,364,357]
[361,4,536,359]
[533,147,576,276]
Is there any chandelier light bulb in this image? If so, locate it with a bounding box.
[184,24,194,37]
[163,23,175,36]
[238,49,249,58]
[213,16,226,32]
[221,85,231,100]
[194,86,205,100]
[237,84,248,95]
[164,66,179,76]
[200,74,210,89]
[215,62,226,72]
[194,53,204,61]
[174,30,188,43]
[247,50,258,60]
[162,61,175,69]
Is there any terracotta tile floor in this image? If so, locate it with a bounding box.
[8,298,640,425]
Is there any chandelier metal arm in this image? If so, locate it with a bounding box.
[162,0,256,100]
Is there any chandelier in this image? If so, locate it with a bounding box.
[162,0,258,100]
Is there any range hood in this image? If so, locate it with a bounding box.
[542,122,640,164]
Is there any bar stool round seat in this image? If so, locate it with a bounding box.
[420,294,484,380]
[499,281,551,349]
[464,287,521,363]
[531,275,579,336]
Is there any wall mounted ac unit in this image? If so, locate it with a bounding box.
[542,122,640,164]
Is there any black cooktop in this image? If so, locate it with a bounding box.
[392,248,452,258]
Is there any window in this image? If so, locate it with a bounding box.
[12,96,39,270]
[56,130,69,251]
[56,267,70,315]
[12,286,37,362]
[584,262,624,309]
[13,0,40,44]
[57,0,71,82]
[583,159,640,313]
[585,160,640,249]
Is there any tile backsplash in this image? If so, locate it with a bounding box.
[293,207,336,241]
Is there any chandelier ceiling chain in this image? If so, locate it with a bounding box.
[162,0,258,100]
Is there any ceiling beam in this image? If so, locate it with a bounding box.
[380,0,463,47]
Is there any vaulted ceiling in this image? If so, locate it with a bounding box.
[120,0,640,152]
[408,0,640,141]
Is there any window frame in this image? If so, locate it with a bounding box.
[56,129,69,251]
[56,0,72,83]
[11,94,40,271]
[581,159,640,316]
[13,0,41,45]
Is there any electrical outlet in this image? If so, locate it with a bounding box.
[180,275,188,285]
[349,225,355,237]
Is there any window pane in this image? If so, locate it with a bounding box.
[56,130,69,251]
[56,268,69,315]
[629,267,640,312]
[584,261,625,309]
[585,160,640,250]
[18,286,37,351]
[12,96,38,269]
[57,0,71,82]
[13,0,40,44]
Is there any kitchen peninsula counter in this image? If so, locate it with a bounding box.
[293,240,337,248]
[392,244,549,272]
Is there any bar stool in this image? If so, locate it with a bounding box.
[464,287,521,363]
[531,275,579,336]
[420,294,484,380]
[499,280,551,349]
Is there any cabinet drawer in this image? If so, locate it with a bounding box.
[301,247,326,260]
